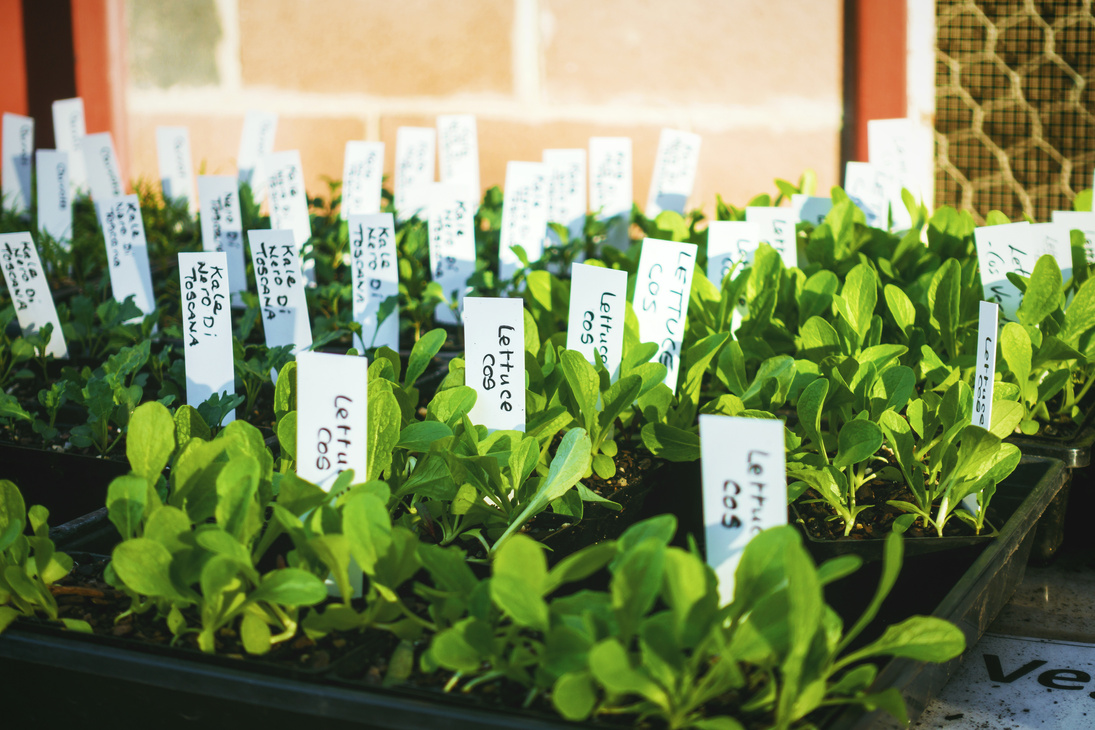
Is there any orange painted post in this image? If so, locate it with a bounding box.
[848,0,907,162]
[0,0,28,115]
[71,0,128,183]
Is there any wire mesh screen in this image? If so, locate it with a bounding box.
[935,0,1095,222]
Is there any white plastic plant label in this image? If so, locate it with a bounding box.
[646,128,701,217]
[633,238,697,392]
[0,232,67,358]
[83,132,125,201]
[178,251,235,425]
[248,229,312,354]
[868,118,933,231]
[745,206,797,270]
[341,141,384,219]
[295,350,369,491]
[264,150,311,249]
[348,213,399,352]
[237,110,278,190]
[427,183,477,325]
[464,297,525,432]
[699,414,787,606]
[394,127,436,222]
[437,115,480,193]
[706,220,760,286]
[156,126,196,209]
[52,98,87,193]
[974,221,1072,323]
[197,176,248,303]
[589,137,632,249]
[543,148,586,245]
[844,161,885,229]
[499,161,549,280]
[973,300,999,431]
[566,263,628,379]
[96,195,156,318]
[791,194,834,225]
[36,150,72,247]
[1050,210,1095,263]
[2,113,33,215]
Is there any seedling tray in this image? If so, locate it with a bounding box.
[822,455,1069,729]
[1008,426,1095,469]
[0,442,127,526]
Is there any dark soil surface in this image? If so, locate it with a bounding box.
[794,481,986,540]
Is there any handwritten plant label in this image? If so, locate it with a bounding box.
[634,238,697,391]
[464,297,525,432]
[745,206,797,270]
[394,127,436,222]
[264,150,311,247]
[178,252,235,425]
[699,414,786,605]
[428,183,478,325]
[543,148,586,245]
[295,351,369,491]
[646,128,701,217]
[973,301,999,430]
[237,110,278,190]
[83,132,125,201]
[974,221,1072,323]
[868,118,933,231]
[198,176,248,303]
[341,141,384,219]
[499,161,549,280]
[706,221,760,286]
[96,195,156,318]
[0,233,67,358]
[2,113,33,215]
[348,213,399,352]
[36,150,72,246]
[437,115,480,193]
[1050,211,1095,264]
[247,229,312,354]
[566,263,628,379]
[791,194,833,225]
[589,137,632,249]
[52,98,87,192]
[156,126,196,208]
[844,161,886,229]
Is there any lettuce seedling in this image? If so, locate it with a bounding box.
[0,480,87,634]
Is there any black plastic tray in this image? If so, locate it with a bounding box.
[0,442,128,526]
[823,455,1069,729]
[1008,426,1095,469]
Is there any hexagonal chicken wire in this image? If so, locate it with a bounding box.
[935,0,1095,222]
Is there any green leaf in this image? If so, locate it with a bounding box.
[1000,322,1032,389]
[492,428,592,550]
[927,258,960,358]
[834,263,878,344]
[250,568,328,606]
[173,405,211,443]
[405,328,446,387]
[490,534,549,630]
[215,455,260,543]
[0,480,26,538]
[884,284,916,335]
[589,639,668,708]
[1017,255,1062,327]
[1063,277,1095,345]
[126,401,175,484]
[843,616,965,664]
[106,475,151,541]
[342,493,392,576]
[641,423,700,462]
[797,377,829,458]
[553,671,596,721]
[367,381,400,481]
[111,538,189,601]
[834,420,882,468]
[240,612,272,655]
[560,350,599,433]
[396,421,453,451]
[426,386,477,427]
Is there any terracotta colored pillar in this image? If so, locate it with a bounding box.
[0,0,28,115]
[844,0,908,164]
[71,0,128,181]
